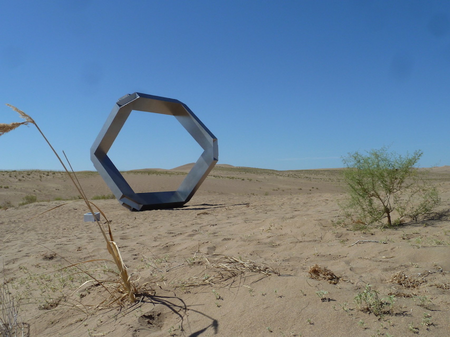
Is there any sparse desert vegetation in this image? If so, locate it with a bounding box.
[1,163,450,336]
[340,147,440,228]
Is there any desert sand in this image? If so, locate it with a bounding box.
[1,165,450,336]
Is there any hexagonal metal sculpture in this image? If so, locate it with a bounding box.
[90,92,218,211]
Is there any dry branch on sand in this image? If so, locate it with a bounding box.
[177,255,280,288]
[208,255,280,277]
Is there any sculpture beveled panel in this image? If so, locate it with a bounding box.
[91,92,218,211]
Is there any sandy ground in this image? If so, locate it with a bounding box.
[1,165,450,336]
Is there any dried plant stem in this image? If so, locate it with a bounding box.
[3,104,136,303]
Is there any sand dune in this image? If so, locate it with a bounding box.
[1,166,450,336]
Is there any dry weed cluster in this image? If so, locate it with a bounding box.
[389,271,425,289]
[0,280,28,337]
[308,264,340,284]
[177,255,279,289]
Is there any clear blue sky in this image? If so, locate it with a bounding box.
[1,0,450,171]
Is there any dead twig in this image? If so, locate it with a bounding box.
[349,240,386,247]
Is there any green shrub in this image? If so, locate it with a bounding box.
[341,147,440,227]
[91,194,115,200]
[354,284,395,316]
[19,195,37,206]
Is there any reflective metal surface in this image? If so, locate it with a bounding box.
[91,93,218,211]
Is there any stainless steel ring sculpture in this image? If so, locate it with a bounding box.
[91,92,218,211]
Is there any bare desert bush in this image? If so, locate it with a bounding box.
[340,147,440,228]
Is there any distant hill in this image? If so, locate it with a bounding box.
[170,163,195,171]
[170,163,236,171]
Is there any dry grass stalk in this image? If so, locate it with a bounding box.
[0,280,26,337]
[42,250,130,309]
[5,104,34,124]
[2,104,136,303]
[0,122,26,136]
[0,104,34,137]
